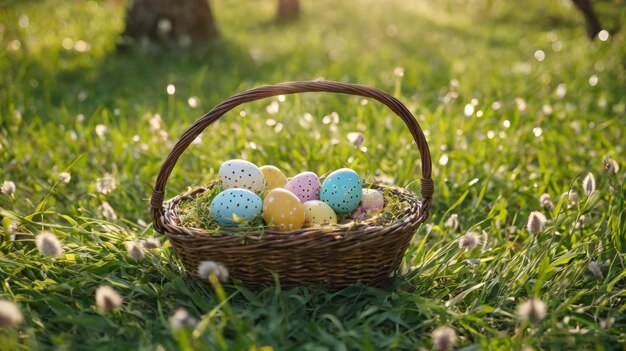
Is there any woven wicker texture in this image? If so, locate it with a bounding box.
[150,81,433,288]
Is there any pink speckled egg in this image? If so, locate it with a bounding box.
[351,189,384,219]
[284,172,321,203]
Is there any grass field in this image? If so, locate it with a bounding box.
[1,0,625,349]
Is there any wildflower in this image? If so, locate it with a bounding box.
[526,211,547,234]
[1,180,16,196]
[101,201,117,220]
[600,317,615,329]
[567,190,578,207]
[149,114,162,131]
[346,132,365,147]
[157,18,172,34]
[431,326,457,351]
[517,298,547,323]
[198,261,229,283]
[140,237,161,250]
[126,241,145,261]
[57,172,71,184]
[96,173,116,194]
[575,215,586,230]
[393,66,404,77]
[459,231,480,251]
[582,173,595,196]
[95,124,108,140]
[95,285,123,311]
[36,231,64,258]
[539,193,553,209]
[604,159,619,175]
[0,300,23,327]
[588,261,603,279]
[444,214,459,231]
[169,308,197,331]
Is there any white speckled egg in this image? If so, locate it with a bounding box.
[260,165,288,190]
[284,172,321,202]
[210,189,263,226]
[219,159,265,193]
[263,188,306,231]
[304,200,337,225]
[320,168,362,214]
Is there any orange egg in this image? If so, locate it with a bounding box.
[260,165,288,190]
[263,188,305,231]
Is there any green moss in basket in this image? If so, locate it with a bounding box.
[177,185,265,233]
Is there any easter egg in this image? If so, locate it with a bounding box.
[304,200,337,225]
[260,165,288,190]
[352,189,384,219]
[210,189,262,226]
[284,172,321,202]
[361,188,384,211]
[263,188,305,231]
[219,159,265,193]
[320,168,362,214]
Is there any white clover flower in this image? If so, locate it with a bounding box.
[169,308,197,331]
[539,193,553,209]
[96,173,116,194]
[431,326,457,351]
[126,241,145,261]
[526,211,547,234]
[1,180,16,196]
[0,300,23,327]
[36,231,64,258]
[95,124,108,140]
[445,214,459,231]
[95,285,123,311]
[198,261,229,283]
[517,298,547,323]
[582,173,596,196]
[459,231,480,251]
[140,237,161,250]
[57,172,71,184]
[604,159,619,175]
[588,261,603,279]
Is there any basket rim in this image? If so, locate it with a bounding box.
[158,181,427,241]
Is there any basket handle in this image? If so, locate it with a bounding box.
[151,80,433,232]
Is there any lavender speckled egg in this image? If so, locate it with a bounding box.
[219,159,265,193]
[320,168,362,214]
[210,189,262,226]
[284,171,321,203]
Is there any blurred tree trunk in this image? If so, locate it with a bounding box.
[277,0,300,19]
[120,0,217,48]
[571,0,602,39]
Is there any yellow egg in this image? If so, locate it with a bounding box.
[260,165,288,190]
[304,200,337,225]
[263,188,305,231]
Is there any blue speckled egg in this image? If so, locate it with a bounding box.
[210,189,263,226]
[320,168,362,214]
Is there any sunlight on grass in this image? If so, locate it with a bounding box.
[0,0,625,349]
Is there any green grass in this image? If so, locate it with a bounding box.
[0,0,625,349]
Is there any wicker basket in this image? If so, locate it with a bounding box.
[150,81,433,289]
